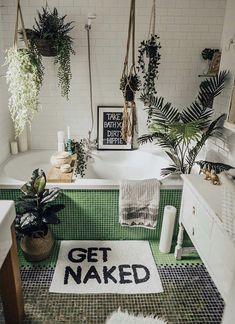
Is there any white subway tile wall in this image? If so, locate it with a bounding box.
[0,0,226,151]
[0,6,13,164]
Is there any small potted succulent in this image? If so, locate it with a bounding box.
[23,6,75,99]
[15,169,65,262]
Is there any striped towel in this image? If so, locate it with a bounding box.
[119,179,160,229]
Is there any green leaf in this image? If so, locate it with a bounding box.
[41,188,61,203]
[33,174,46,194]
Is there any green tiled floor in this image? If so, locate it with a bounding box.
[18,240,201,269]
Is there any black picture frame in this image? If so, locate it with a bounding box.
[97,106,132,150]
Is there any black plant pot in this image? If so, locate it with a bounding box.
[125,85,134,101]
[35,39,58,57]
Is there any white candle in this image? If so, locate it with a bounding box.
[58,142,65,152]
[67,126,71,140]
[57,131,65,143]
[18,127,28,152]
[159,206,177,253]
[10,141,18,155]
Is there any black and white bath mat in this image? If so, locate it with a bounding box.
[49,240,163,294]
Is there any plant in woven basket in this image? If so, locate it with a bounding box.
[24,6,75,99]
[138,71,229,176]
[15,169,65,261]
[5,46,43,138]
[137,34,161,105]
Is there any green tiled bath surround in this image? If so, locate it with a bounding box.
[0,189,182,241]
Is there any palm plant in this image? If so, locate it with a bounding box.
[138,71,229,176]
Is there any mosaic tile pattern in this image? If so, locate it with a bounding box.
[0,264,224,324]
[0,189,185,242]
[18,240,202,270]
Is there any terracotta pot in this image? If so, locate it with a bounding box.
[20,229,54,262]
[35,39,58,57]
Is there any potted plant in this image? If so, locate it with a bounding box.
[15,169,65,262]
[24,6,75,99]
[138,71,229,176]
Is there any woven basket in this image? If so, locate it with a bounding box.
[35,39,58,57]
[20,229,54,262]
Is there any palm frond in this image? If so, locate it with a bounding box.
[181,71,229,126]
[147,95,180,124]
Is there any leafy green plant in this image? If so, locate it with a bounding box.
[66,140,87,178]
[138,71,229,176]
[120,72,141,101]
[15,169,65,237]
[24,6,75,99]
[5,47,43,138]
[137,34,161,105]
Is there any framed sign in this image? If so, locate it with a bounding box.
[97,106,132,150]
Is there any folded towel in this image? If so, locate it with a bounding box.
[119,178,160,229]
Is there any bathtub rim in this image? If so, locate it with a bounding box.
[0,149,183,190]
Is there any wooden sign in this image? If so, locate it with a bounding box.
[97,106,132,150]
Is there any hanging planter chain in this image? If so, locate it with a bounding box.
[120,0,140,144]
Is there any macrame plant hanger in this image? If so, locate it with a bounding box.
[148,0,156,39]
[121,0,138,144]
[14,0,28,50]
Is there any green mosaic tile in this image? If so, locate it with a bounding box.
[0,189,183,242]
[18,240,201,269]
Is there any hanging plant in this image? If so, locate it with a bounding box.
[65,139,87,178]
[137,0,161,106]
[138,34,161,104]
[120,72,141,102]
[23,6,75,99]
[5,1,43,138]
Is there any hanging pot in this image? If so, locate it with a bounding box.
[35,39,58,57]
[20,228,54,262]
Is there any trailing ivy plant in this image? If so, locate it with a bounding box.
[23,6,75,99]
[138,71,229,176]
[137,34,161,105]
[66,140,87,178]
[5,46,43,138]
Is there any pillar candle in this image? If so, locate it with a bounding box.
[10,141,18,155]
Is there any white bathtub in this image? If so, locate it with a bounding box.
[0,149,182,189]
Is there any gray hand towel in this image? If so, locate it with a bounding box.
[119,178,160,229]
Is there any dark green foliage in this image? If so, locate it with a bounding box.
[66,140,87,178]
[201,48,219,61]
[22,6,75,99]
[138,71,229,176]
[138,34,161,104]
[15,169,65,237]
[120,73,141,101]
[196,160,234,174]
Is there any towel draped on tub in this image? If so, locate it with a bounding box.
[119,178,161,229]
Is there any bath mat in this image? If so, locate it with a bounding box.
[106,309,167,324]
[50,240,163,294]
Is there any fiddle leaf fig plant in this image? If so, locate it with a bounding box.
[138,70,229,176]
[15,169,65,237]
[5,46,43,138]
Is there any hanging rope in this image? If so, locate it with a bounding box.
[14,0,28,49]
[120,0,139,144]
[148,0,156,38]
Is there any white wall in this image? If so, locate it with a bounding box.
[0,0,225,150]
[207,0,235,167]
[0,4,13,164]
